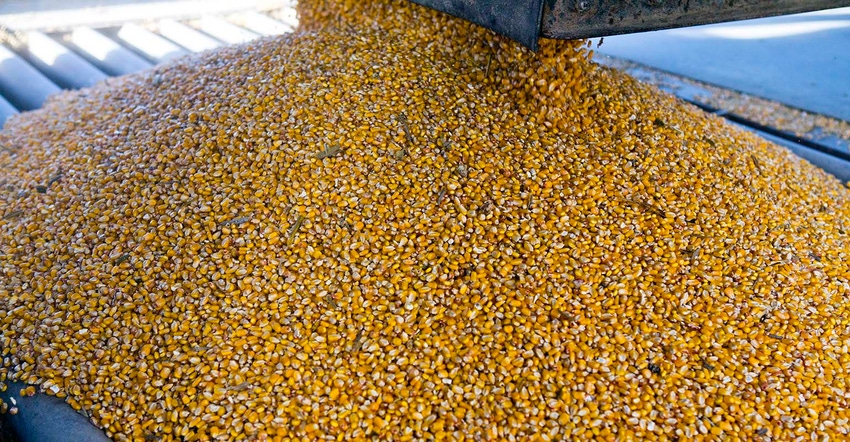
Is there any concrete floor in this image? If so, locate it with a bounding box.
[595,7,850,122]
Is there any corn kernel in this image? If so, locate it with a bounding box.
[0,1,847,441]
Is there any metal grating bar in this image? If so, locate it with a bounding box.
[235,11,294,36]
[0,5,299,132]
[0,44,62,110]
[115,23,189,62]
[65,26,153,76]
[0,0,291,31]
[269,7,298,29]
[197,16,259,45]
[0,94,18,127]
[157,18,222,52]
[23,31,109,89]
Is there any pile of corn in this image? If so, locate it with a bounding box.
[1,0,850,440]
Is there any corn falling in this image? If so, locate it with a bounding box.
[1,1,850,440]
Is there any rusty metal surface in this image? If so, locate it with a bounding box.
[541,0,850,40]
[408,0,544,50]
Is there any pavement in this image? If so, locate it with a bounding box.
[594,7,850,122]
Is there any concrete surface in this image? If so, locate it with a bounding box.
[595,7,850,122]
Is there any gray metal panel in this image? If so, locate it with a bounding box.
[595,8,850,122]
[0,44,62,110]
[736,123,850,183]
[409,0,544,50]
[24,31,108,89]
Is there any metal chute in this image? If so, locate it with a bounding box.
[409,0,850,50]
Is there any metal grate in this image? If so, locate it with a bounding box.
[1,1,848,183]
[0,0,298,126]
